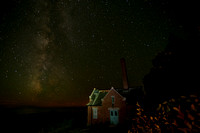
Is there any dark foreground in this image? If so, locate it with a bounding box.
[0,106,128,133]
[0,106,87,133]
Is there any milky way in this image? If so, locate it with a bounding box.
[27,1,73,104]
[29,1,52,95]
[1,0,188,106]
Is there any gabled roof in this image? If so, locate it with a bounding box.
[104,87,126,100]
[87,86,144,106]
[87,88,109,106]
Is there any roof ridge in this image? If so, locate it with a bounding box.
[103,87,125,101]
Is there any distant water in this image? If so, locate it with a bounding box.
[0,106,87,133]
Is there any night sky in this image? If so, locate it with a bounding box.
[0,0,199,106]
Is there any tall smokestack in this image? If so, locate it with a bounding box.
[120,58,129,89]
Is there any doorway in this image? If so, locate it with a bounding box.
[109,109,119,125]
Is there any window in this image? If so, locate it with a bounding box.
[92,107,98,119]
[111,111,113,116]
[115,111,117,116]
[111,96,115,106]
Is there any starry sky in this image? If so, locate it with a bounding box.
[0,0,198,106]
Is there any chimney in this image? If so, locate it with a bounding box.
[120,58,129,89]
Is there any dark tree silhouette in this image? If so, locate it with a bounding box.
[143,34,199,110]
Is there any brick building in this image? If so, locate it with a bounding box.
[87,58,144,126]
[87,87,127,125]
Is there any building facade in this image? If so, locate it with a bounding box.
[87,87,127,126]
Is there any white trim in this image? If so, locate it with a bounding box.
[112,87,125,99]
[92,92,99,105]
[103,87,125,101]
[89,88,97,97]
[123,98,126,101]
